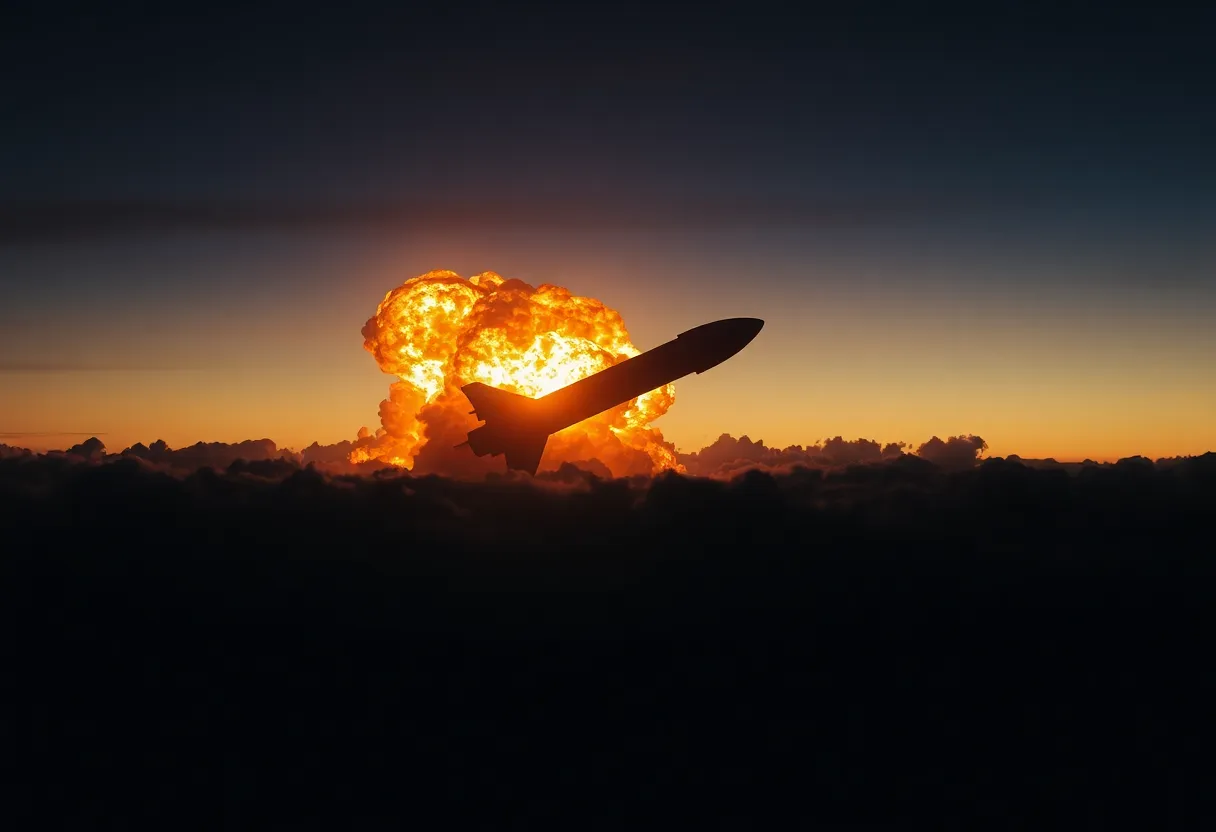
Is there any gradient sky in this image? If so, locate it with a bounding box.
[3,2,1214,460]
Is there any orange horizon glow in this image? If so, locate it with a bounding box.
[3,261,1213,467]
[3,427,1207,466]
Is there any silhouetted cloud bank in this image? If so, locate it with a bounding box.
[6,431,993,479]
[679,433,922,476]
[0,443,32,459]
[8,440,1216,825]
[121,437,294,471]
[5,444,1213,574]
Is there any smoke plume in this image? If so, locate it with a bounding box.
[352,270,678,477]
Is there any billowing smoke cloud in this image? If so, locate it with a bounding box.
[350,270,679,478]
[299,431,383,467]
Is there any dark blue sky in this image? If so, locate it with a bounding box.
[2,1,1214,458]
[5,3,1213,205]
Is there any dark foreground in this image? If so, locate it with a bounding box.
[7,453,1216,826]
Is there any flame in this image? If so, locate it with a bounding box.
[352,270,681,476]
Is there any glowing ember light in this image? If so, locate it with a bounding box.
[352,270,680,476]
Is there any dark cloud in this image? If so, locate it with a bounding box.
[678,434,834,477]
[6,445,1216,825]
[679,434,774,474]
[914,434,988,470]
[678,434,959,477]
[120,438,294,471]
[7,445,1212,556]
[8,431,1120,485]
[0,443,32,459]
[820,435,885,466]
[65,436,105,460]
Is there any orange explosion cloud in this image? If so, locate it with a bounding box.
[352,270,681,477]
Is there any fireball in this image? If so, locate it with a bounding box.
[353,270,681,477]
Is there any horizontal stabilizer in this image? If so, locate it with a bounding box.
[461,382,539,423]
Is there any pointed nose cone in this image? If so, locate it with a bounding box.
[729,317,765,347]
[709,317,764,353]
[678,317,765,373]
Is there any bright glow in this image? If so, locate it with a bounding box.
[353,270,678,473]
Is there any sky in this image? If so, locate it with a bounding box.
[2,2,1214,461]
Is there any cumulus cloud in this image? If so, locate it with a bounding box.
[914,435,988,471]
[120,438,295,471]
[0,443,32,459]
[678,434,785,476]
[677,434,972,478]
[820,436,884,467]
[65,437,106,460]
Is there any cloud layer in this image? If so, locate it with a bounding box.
[7,437,1216,826]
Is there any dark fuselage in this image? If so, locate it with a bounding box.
[528,317,763,434]
[460,317,764,473]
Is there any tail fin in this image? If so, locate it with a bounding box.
[497,433,549,476]
[459,382,550,475]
